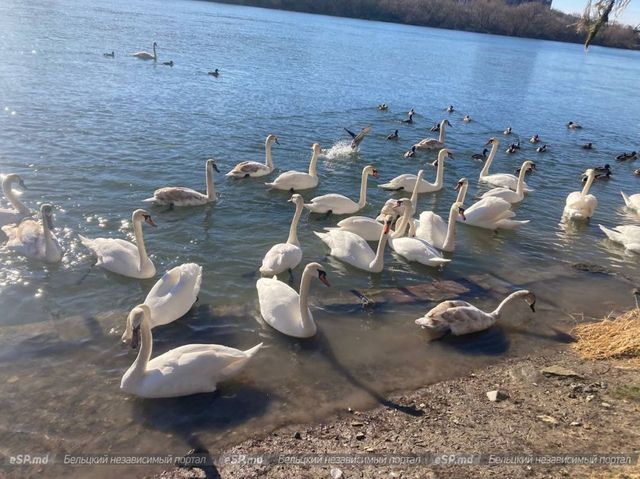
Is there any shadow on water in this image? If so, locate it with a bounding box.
[438,325,510,356]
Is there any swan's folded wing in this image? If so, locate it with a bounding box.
[153,187,204,203]
[261,243,301,273]
[257,278,300,327]
[464,198,512,223]
[82,237,139,265]
[416,211,446,245]
[322,230,375,260]
[439,306,492,335]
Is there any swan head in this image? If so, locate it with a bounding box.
[40,203,55,229]
[382,215,393,234]
[127,304,152,349]
[485,137,498,147]
[442,119,452,127]
[2,173,27,190]
[522,160,535,172]
[267,134,279,145]
[455,178,468,191]
[133,209,157,227]
[416,169,425,181]
[363,165,379,179]
[311,143,322,154]
[288,193,304,205]
[206,159,220,173]
[153,42,158,47]
[433,149,453,167]
[451,202,466,221]
[583,168,596,180]
[520,291,536,312]
[305,262,330,287]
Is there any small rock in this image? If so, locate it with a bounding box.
[351,421,364,427]
[330,467,343,479]
[586,395,595,402]
[486,390,509,402]
[419,403,426,408]
[356,432,366,440]
[537,415,559,425]
[570,421,582,427]
[293,431,302,440]
[541,365,583,378]
[347,407,353,414]
[601,402,612,408]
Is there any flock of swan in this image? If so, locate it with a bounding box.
[1,104,639,399]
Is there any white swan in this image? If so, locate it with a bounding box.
[379,149,452,192]
[256,262,330,338]
[599,224,640,253]
[415,200,466,252]
[2,203,63,263]
[226,135,278,178]
[415,290,536,339]
[121,263,202,342]
[259,194,304,276]
[479,138,532,192]
[265,143,321,191]
[314,216,392,273]
[414,119,451,150]
[0,174,30,228]
[563,169,598,220]
[304,165,379,215]
[80,209,156,279]
[121,304,262,398]
[144,159,219,206]
[480,160,535,204]
[338,170,424,241]
[389,201,451,268]
[131,42,157,61]
[621,191,640,213]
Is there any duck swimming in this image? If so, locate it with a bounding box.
[503,126,512,135]
[378,103,388,111]
[103,51,115,58]
[530,134,540,144]
[582,142,594,150]
[162,60,174,66]
[616,151,637,161]
[430,123,440,132]
[208,69,219,77]
[446,105,455,113]
[567,121,582,129]
[401,112,414,124]
[536,144,547,153]
[404,146,416,158]
[463,115,471,123]
[345,126,372,150]
[386,129,399,140]
[471,148,488,161]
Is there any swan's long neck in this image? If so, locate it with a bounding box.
[3,178,27,214]
[581,174,595,196]
[438,121,447,144]
[515,164,528,196]
[308,149,319,177]
[129,318,153,380]
[442,204,459,251]
[286,201,303,246]
[392,207,412,239]
[371,228,389,270]
[491,291,526,318]
[456,183,468,204]
[42,214,55,258]
[434,153,445,187]
[357,170,370,209]
[410,172,423,213]
[205,164,215,200]
[297,268,315,331]
[152,43,156,60]
[133,218,149,271]
[480,142,498,177]
[265,139,273,168]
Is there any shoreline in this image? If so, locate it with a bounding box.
[153,347,640,478]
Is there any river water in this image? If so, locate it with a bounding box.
[0,0,639,476]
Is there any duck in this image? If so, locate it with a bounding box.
[506,144,517,154]
[404,146,417,158]
[257,262,330,338]
[226,134,278,178]
[380,149,452,192]
[120,304,262,398]
[79,209,156,279]
[208,69,219,77]
[463,115,471,123]
[386,130,399,140]
[567,121,582,129]
[536,144,547,153]
[621,191,640,213]
[304,165,378,215]
[131,42,157,61]
[144,159,219,207]
[0,174,30,228]
[530,134,540,144]
[599,224,640,254]
[121,263,202,342]
[259,194,304,276]
[582,171,610,182]
[401,112,414,124]
[415,200,466,252]
[345,126,372,150]
[563,169,598,220]
[265,143,321,191]
[446,105,455,113]
[414,119,451,150]
[415,290,536,339]
[503,127,512,135]
[479,138,532,192]
[103,51,115,58]
[314,217,393,273]
[377,103,388,111]
[430,123,440,132]
[388,201,451,268]
[471,148,488,161]
[582,142,594,150]
[335,171,425,241]
[635,169,640,176]
[616,151,637,161]
[2,203,63,263]
[594,164,611,175]
[481,160,535,204]
[162,60,174,67]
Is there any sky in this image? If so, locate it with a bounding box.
[553,0,640,26]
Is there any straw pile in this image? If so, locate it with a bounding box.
[572,308,640,364]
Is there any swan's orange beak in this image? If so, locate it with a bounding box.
[383,222,391,234]
[318,270,330,287]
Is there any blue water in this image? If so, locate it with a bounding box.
[0,0,639,475]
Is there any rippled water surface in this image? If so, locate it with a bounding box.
[0,0,639,475]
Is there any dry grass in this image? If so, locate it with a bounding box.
[572,308,640,365]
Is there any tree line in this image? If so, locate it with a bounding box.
[210,0,639,50]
